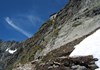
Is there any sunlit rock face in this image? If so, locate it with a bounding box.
[38,0,100,58]
[1,0,100,70]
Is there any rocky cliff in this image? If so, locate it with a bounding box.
[0,40,18,70]
[1,0,100,70]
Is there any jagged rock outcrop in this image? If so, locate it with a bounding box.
[37,55,98,70]
[1,0,100,70]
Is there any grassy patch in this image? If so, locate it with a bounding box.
[19,45,43,64]
[53,28,60,37]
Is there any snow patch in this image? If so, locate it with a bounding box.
[6,48,17,54]
[70,29,100,70]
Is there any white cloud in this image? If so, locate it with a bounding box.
[5,17,32,38]
[26,15,43,27]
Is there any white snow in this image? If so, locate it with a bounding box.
[6,48,9,51]
[6,48,17,54]
[70,29,100,70]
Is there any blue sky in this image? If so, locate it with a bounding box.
[0,0,68,41]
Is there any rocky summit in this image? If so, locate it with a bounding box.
[0,0,100,70]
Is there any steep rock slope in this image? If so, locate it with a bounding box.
[1,0,100,70]
[38,0,100,57]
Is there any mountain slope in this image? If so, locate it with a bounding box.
[0,0,100,70]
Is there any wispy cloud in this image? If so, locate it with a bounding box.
[20,15,43,27]
[27,15,43,23]
[5,17,32,38]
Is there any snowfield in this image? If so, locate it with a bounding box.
[6,48,17,54]
[70,29,100,70]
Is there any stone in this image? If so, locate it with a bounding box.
[71,65,87,70]
[88,64,98,69]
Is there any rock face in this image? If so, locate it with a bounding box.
[37,55,98,70]
[0,40,18,70]
[1,0,100,70]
